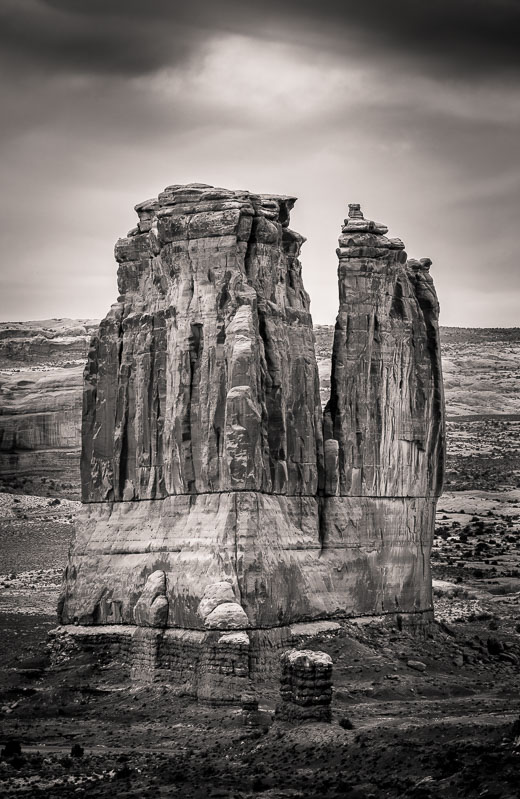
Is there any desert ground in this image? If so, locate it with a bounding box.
[1,325,519,798]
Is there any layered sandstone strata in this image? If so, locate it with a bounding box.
[59,185,444,691]
[276,649,333,722]
[323,203,444,498]
[319,203,445,616]
[0,319,97,365]
[0,367,82,497]
[0,320,97,497]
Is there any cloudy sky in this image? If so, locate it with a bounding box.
[1,1,519,326]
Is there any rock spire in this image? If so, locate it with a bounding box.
[58,184,445,695]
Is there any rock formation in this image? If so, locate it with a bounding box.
[0,320,97,497]
[57,183,444,696]
[320,203,445,616]
[276,649,333,722]
[0,319,97,365]
[0,367,82,497]
[324,203,444,499]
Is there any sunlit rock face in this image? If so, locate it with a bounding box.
[59,186,444,634]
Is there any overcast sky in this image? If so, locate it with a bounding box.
[1,1,519,326]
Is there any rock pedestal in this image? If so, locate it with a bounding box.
[58,184,445,700]
[276,649,333,722]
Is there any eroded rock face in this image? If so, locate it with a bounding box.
[316,203,445,617]
[276,649,333,722]
[199,582,250,630]
[323,204,444,499]
[0,368,82,497]
[59,186,444,640]
[0,319,98,497]
[81,183,321,503]
[133,570,169,628]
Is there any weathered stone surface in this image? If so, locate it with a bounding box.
[0,319,97,364]
[0,368,83,497]
[51,622,339,705]
[81,184,320,504]
[324,203,444,499]
[59,490,435,627]
[276,649,333,722]
[9,321,515,505]
[407,659,427,672]
[198,581,236,620]
[0,319,98,497]
[317,204,444,626]
[133,569,169,627]
[59,185,445,684]
[204,602,250,630]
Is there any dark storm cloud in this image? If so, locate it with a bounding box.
[0,0,201,75]
[3,0,520,79]
[294,0,520,77]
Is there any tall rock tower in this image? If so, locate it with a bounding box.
[321,203,444,616]
[59,185,444,698]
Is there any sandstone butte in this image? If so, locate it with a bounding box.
[57,183,445,700]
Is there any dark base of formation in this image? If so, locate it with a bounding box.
[49,612,433,705]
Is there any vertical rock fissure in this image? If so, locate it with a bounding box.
[243,221,256,282]
[234,491,243,607]
[258,308,286,489]
[413,275,445,497]
[186,322,203,493]
[147,318,155,474]
[118,374,129,497]
[318,495,327,552]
